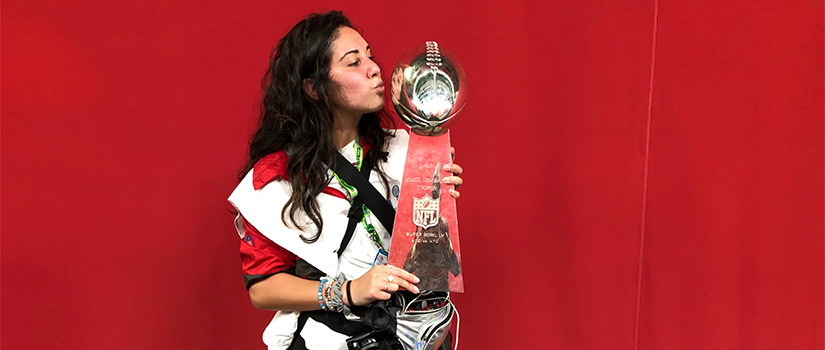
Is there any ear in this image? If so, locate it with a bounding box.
[303,78,319,100]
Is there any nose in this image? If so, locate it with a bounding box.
[367,58,381,78]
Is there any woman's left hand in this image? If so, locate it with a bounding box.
[443,147,463,199]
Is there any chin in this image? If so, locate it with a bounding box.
[368,102,385,113]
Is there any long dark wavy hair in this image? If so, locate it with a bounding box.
[240,11,393,243]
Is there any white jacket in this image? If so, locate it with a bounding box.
[229,131,413,349]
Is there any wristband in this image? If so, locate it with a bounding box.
[346,280,354,307]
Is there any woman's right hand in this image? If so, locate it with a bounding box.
[347,264,420,306]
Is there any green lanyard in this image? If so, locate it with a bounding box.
[332,138,384,249]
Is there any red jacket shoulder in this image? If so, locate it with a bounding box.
[252,151,289,190]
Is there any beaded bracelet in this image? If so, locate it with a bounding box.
[321,276,348,314]
[317,277,329,310]
[325,277,335,310]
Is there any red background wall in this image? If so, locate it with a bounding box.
[2,1,822,349]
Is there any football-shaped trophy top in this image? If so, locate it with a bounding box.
[391,41,466,136]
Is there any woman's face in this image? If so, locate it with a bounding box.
[328,27,385,117]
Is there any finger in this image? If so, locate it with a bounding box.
[387,283,403,293]
[395,279,420,294]
[449,189,460,199]
[450,147,456,162]
[374,289,392,301]
[387,265,421,285]
[444,176,463,188]
[372,278,392,300]
[443,163,463,176]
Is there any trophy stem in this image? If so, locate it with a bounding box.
[388,131,464,293]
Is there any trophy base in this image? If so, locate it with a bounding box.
[410,127,447,137]
[389,131,464,293]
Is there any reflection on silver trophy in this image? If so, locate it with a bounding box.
[391,41,467,135]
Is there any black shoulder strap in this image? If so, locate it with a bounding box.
[332,151,396,257]
[287,311,373,349]
[337,164,368,258]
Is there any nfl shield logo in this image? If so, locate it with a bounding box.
[413,194,439,229]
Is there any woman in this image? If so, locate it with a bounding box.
[228,11,464,350]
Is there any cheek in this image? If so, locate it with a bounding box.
[332,75,355,96]
[335,75,369,102]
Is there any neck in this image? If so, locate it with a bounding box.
[332,112,361,149]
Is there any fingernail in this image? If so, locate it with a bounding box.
[443,164,450,170]
[413,275,420,283]
[413,286,420,293]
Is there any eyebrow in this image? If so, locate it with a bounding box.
[339,46,371,61]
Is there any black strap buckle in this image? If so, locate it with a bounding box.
[348,199,365,221]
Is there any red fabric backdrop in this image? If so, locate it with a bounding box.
[2,1,822,349]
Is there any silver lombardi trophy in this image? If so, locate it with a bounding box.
[387,41,466,292]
